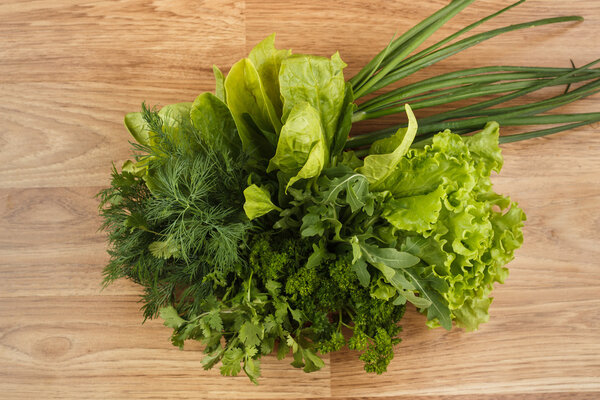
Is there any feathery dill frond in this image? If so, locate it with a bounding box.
[98,103,252,319]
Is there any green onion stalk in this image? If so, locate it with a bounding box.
[343,0,599,151]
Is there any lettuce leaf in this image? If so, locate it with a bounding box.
[267,102,327,189]
[224,35,291,161]
[358,104,418,190]
[225,58,279,159]
[279,53,347,147]
[378,124,525,330]
[248,34,291,118]
[190,92,241,157]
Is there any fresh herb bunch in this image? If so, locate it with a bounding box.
[99,0,597,383]
[99,100,252,319]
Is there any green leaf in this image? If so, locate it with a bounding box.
[402,267,452,330]
[159,306,185,329]
[286,335,299,353]
[301,348,325,373]
[157,102,193,144]
[190,92,241,156]
[291,347,304,368]
[289,307,305,324]
[239,320,263,348]
[276,341,290,360]
[306,240,330,269]
[243,184,281,220]
[350,236,362,263]
[201,348,224,370]
[124,112,150,145]
[360,242,420,270]
[213,65,226,102]
[331,82,355,157]
[279,52,347,147]
[225,58,278,159]
[452,297,492,331]
[300,213,325,237]
[243,357,261,384]
[371,278,397,301]
[121,160,146,177]
[377,129,475,198]
[321,172,369,213]
[265,280,282,297]
[394,289,431,309]
[358,104,418,189]
[148,237,180,259]
[220,347,244,376]
[382,186,445,233]
[462,121,503,175]
[171,323,196,349]
[123,211,148,233]
[268,102,327,189]
[205,309,223,332]
[372,262,416,293]
[352,258,370,287]
[248,33,291,118]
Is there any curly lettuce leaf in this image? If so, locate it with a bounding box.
[381,125,525,331]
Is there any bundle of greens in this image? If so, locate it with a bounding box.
[99,0,599,383]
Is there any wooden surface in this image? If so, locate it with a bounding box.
[1,0,599,398]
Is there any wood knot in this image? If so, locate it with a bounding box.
[32,336,72,360]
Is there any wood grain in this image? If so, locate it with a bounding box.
[1,0,599,399]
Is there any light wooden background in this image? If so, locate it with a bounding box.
[1,1,599,399]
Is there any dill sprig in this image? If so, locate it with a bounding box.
[98,104,252,319]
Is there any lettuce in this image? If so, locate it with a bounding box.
[376,122,525,330]
[268,102,327,189]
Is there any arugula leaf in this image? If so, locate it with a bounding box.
[359,241,420,270]
[402,266,452,330]
[352,258,370,287]
[306,239,331,269]
[321,172,369,213]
